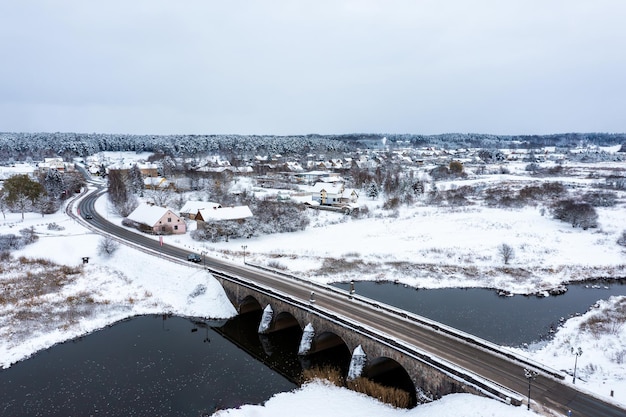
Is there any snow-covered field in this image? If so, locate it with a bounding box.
[1,159,626,415]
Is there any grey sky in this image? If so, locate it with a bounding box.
[1,1,625,136]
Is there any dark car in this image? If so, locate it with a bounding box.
[187,253,202,263]
[84,213,93,219]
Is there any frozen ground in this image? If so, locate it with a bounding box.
[212,381,544,417]
[1,171,625,414]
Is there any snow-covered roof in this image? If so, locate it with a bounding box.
[144,177,169,188]
[127,203,177,226]
[311,182,344,194]
[179,201,221,215]
[197,206,253,221]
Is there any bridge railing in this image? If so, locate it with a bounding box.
[208,266,525,406]
[246,262,564,382]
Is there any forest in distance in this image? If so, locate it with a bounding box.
[1,131,625,161]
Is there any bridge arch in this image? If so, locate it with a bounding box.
[304,331,351,373]
[215,275,484,405]
[238,295,262,314]
[363,356,417,406]
[270,311,301,333]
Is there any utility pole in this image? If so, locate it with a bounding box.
[571,347,583,384]
[241,245,247,264]
[524,368,538,411]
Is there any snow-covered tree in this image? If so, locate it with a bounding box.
[366,182,379,199]
[40,169,65,199]
[127,164,144,194]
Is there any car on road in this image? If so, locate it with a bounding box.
[187,253,202,263]
[84,213,93,219]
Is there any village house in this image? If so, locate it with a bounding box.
[195,205,253,224]
[126,203,186,235]
[38,157,66,172]
[144,176,172,190]
[310,182,359,206]
[179,201,222,220]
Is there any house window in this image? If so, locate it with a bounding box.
[174,225,178,230]
[167,217,172,222]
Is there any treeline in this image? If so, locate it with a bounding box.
[0,132,353,162]
[1,131,624,162]
[380,132,626,149]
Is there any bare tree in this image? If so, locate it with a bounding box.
[146,188,173,207]
[98,236,120,256]
[498,243,515,265]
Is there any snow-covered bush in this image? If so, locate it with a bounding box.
[47,222,65,231]
[98,236,120,256]
[617,230,626,247]
[582,191,618,207]
[188,284,207,299]
[551,199,598,230]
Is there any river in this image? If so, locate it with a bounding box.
[333,279,626,346]
[1,279,624,416]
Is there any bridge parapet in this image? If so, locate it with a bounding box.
[212,269,523,405]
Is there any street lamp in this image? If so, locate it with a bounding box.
[201,250,207,269]
[241,245,248,264]
[524,368,538,411]
[571,347,583,384]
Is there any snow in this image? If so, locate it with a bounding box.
[2,160,626,415]
[0,195,237,369]
[211,203,626,295]
[198,205,253,221]
[212,381,542,417]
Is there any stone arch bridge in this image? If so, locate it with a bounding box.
[210,268,524,407]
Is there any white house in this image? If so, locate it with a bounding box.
[310,182,359,206]
[126,203,186,235]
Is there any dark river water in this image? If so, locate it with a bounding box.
[2,279,625,416]
[0,315,297,417]
[333,279,626,346]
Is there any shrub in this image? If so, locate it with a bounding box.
[552,199,598,230]
[448,160,464,176]
[97,236,120,256]
[47,222,64,231]
[583,191,618,207]
[346,377,412,408]
[19,227,38,244]
[617,230,626,247]
[301,366,344,387]
[383,196,401,210]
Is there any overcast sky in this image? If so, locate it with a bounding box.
[1,1,625,136]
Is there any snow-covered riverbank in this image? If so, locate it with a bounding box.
[1,187,625,415]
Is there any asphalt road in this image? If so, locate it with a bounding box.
[75,186,625,417]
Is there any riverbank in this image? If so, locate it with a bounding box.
[207,203,626,296]
[1,191,625,414]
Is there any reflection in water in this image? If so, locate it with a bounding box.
[0,315,297,417]
[0,312,362,417]
[213,311,304,383]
